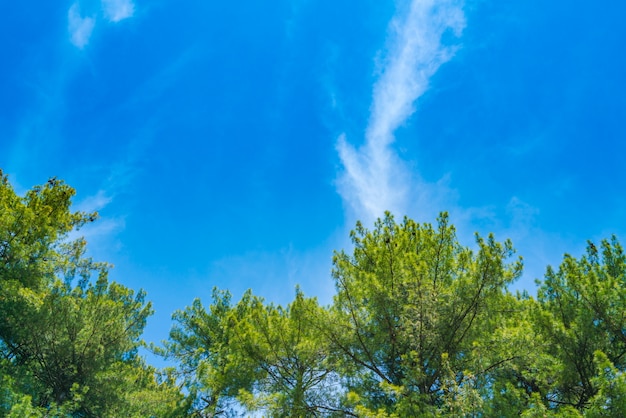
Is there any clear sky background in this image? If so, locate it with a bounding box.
[2,0,625,355]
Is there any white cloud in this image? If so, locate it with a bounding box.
[101,0,135,22]
[506,197,540,237]
[68,3,95,49]
[336,133,409,224]
[68,0,135,49]
[65,188,126,263]
[75,189,113,213]
[336,0,465,225]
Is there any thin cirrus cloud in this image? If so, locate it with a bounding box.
[68,0,135,48]
[336,0,465,225]
[68,3,96,49]
[101,0,135,22]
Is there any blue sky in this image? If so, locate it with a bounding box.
[2,0,626,354]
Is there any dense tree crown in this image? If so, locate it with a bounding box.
[0,174,185,417]
[2,174,626,416]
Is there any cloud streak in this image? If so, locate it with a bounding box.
[336,0,465,224]
[102,0,135,22]
[68,3,95,49]
[68,0,135,48]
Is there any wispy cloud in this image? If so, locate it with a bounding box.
[68,0,135,48]
[75,189,114,214]
[101,0,135,22]
[66,187,126,261]
[68,3,96,49]
[331,1,581,292]
[336,0,465,224]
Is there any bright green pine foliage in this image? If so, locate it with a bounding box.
[0,174,185,417]
[472,294,560,417]
[235,288,340,416]
[164,210,626,416]
[165,288,259,416]
[586,350,626,417]
[166,287,341,417]
[537,237,626,413]
[12,173,626,417]
[323,212,523,416]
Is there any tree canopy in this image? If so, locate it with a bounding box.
[2,173,626,417]
[0,174,185,417]
[166,213,626,417]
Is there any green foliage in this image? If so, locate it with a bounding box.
[235,289,340,416]
[324,212,522,415]
[166,287,340,417]
[164,212,626,417]
[537,237,626,411]
[0,173,185,417]
[9,172,626,417]
[587,351,626,417]
[164,288,257,416]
